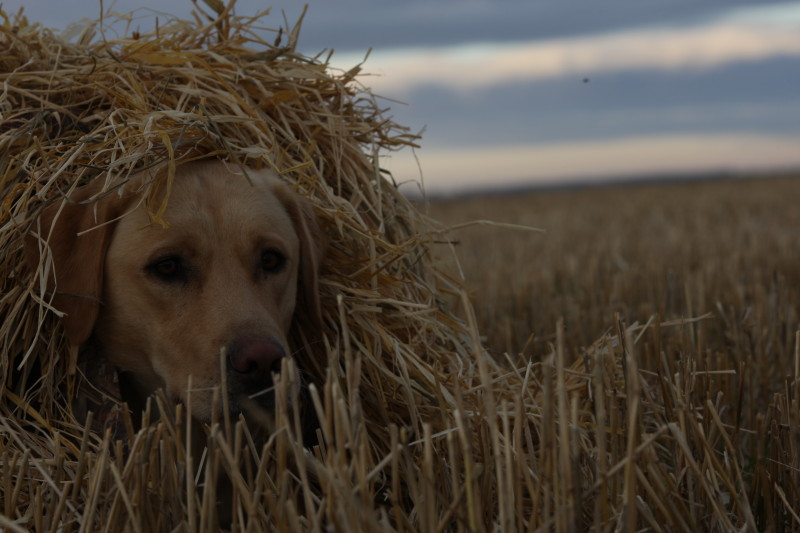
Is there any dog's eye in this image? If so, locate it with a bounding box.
[261,249,286,274]
[147,256,187,283]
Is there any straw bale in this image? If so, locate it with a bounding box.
[0,3,455,405]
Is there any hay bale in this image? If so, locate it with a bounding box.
[0,3,483,530]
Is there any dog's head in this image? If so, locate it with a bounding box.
[26,160,325,423]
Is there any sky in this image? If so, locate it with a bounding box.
[5,0,800,194]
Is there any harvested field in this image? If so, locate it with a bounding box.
[430,175,800,358]
[2,1,800,530]
[429,174,800,529]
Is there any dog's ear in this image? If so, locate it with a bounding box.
[25,184,124,348]
[273,185,326,329]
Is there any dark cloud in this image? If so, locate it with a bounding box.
[264,0,796,54]
[390,56,800,147]
[8,0,796,53]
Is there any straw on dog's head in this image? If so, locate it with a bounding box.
[26,160,325,423]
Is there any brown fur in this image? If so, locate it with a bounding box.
[26,160,325,423]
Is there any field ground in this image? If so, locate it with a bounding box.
[429,173,800,361]
[425,173,800,528]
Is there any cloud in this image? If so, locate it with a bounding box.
[351,21,800,96]
[386,55,800,150]
[384,133,800,194]
[289,0,796,53]
[8,0,796,52]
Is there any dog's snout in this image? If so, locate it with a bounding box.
[227,337,286,382]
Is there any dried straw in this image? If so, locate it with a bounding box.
[0,1,492,530]
[3,2,796,531]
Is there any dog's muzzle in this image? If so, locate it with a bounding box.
[225,336,287,410]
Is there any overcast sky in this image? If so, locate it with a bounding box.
[6,0,800,194]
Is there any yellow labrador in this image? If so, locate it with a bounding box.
[27,160,325,424]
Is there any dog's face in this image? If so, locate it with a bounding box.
[27,160,324,423]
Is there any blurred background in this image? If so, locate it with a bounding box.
[6,0,800,195]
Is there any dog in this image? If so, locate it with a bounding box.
[26,159,325,426]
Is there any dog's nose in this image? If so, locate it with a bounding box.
[227,337,286,384]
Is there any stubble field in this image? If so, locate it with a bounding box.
[427,173,800,529]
